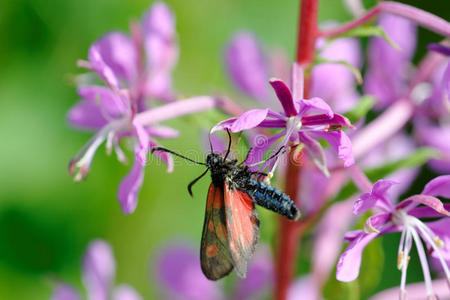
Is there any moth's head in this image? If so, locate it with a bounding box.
[206,153,223,169]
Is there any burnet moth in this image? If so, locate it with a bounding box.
[151,130,300,280]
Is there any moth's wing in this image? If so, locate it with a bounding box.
[200,183,234,280]
[224,183,260,278]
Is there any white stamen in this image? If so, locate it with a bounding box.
[410,228,434,297]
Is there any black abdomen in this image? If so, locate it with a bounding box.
[237,179,300,221]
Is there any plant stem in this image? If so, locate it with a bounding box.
[274,1,318,299]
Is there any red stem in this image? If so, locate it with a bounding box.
[274,1,318,299]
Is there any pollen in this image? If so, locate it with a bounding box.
[397,251,411,270]
[206,244,218,257]
[434,236,444,248]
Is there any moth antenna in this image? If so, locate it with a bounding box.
[187,168,209,196]
[246,145,287,167]
[224,129,232,160]
[151,147,207,166]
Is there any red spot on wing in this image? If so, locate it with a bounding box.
[206,244,219,257]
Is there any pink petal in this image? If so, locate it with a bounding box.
[364,213,391,233]
[113,285,143,300]
[51,284,81,300]
[299,132,329,176]
[88,45,120,89]
[353,192,378,215]
[301,113,353,127]
[401,195,450,217]
[133,121,150,165]
[246,131,286,169]
[67,100,108,130]
[91,32,138,82]
[309,131,354,167]
[287,275,321,300]
[142,2,178,70]
[83,240,116,300]
[424,218,450,260]
[118,157,144,214]
[150,140,174,173]
[368,279,450,300]
[422,175,450,198]
[77,86,128,117]
[297,97,334,118]
[146,125,179,139]
[269,79,297,117]
[409,203,450,218]
[344,230,364,242]
[336,231,379,281]
[212,109,269,133]
[225,31,269,101]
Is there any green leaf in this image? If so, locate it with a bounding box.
[344,95,376,124]
[333,25,401,51]
[331,147,438,203]
[314,57,363,85]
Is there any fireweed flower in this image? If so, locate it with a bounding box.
[213,64,354,176]
[337,175,450,299]
[155,242,273,300]
[68,2,218,213]
[51,240,142,300]
[225,31,361,114]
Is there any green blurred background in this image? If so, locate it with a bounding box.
[0,0,448,299]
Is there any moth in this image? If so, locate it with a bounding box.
[152,131,300,280]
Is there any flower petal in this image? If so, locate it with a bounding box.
[118,156,144,214]
[355,179,398,214]
[51,284,81,300]
[88,45,120,89]
[211,109,269,133]
[363,213,390,233]
[142,2,178,70]
[133,121,150,165]
[299,132,329,176]
[422,175,450,198]
[146,125,179,139]
[287,275,321,300]
[297,97,334,118]
[234,245,273,300]
[301,113,353,128]
[408,203,450,218]
[91,32,138,82]
[400,195,450,217]
[309,131,354,167]
[225,32,269,101]
[336,231,379,281]
[150,140,174,172]
[113,285,143,300]
[424,218,450,260]
[269,78,297,117]
[78,85,128,117]
[155,243,224,300]
[83,240,116,300]
[369,278,450,300]
[364,14,417,109]
[67,100,108,130]
[310,37,361,113]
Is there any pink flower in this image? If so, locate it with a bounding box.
[337,176,450,299]
[213,64,354,176]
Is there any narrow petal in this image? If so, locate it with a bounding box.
[258,118,287,129]
[297,97,334,118]
[301,113,353,127]
[142,2,178,70]
[225,32,269,101]
[51,284,81,300]
[150,140,174,172]
[113,285,143,300]
[299,132,329,176]
[83,240,116,300]
[309,131,354,167]
[88,45,120,89]
[313,200,354,284]
[364,213,390,233]
[400,195,450,217]
[78,85,128,118]
[155,243,224,300]
[67,100,108,130]
[408,203,450,218]
[133,121,150,165]
[211,109,269,133]
[145,125,179,139]
[91,32,138,82]
[336,231,380,281]
[422,175,450,198]
[424,218,450,260]
[353,192,378,215]
[246,130,286,168]
[344,230,363,242]
[269,78,297,117]
[118,157,144,214]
